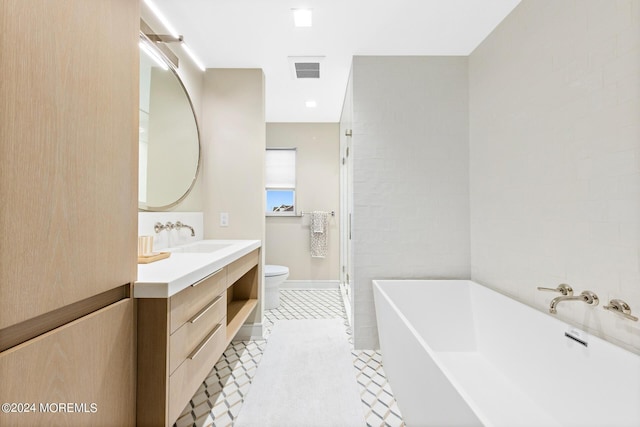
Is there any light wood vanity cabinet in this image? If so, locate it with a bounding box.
[0,300,136,427]
[137,249,260,426]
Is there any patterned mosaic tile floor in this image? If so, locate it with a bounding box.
[174,289,405,427]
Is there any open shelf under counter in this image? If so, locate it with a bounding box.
[225,249,260,346]
[226,299,258,345]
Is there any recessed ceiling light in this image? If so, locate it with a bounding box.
[181,43,206,72]
[305,100,317,108]
[292,9,312,27]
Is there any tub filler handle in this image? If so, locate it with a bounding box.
[537,284,573,296]
[603,299,638,322]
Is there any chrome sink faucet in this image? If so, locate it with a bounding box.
[549,291,599,314]
[175,221,195,237]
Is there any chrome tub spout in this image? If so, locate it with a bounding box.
[549,290,599,314]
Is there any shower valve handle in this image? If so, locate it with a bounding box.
[537,284,573,296]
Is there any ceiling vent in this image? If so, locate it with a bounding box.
[288,56,325,80]
[295,62,320,78]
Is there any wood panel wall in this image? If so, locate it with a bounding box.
[0,0,139,329]
[0,1,138,425]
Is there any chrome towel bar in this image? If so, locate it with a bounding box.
[300,210,335,217]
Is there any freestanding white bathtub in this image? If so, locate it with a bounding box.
[372,280,640,427]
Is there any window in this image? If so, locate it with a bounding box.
[266,148,296,216]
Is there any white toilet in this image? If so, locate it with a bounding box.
[264,264,289,309]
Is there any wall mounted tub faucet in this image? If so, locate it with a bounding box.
[549,290,599,314]
[603,299,638,322]
[537,284,573,296]
[175,221,195,237]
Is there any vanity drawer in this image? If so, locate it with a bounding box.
[169,291,226,374]
[227,249,259,286]
[170,267,226,334]
[168,318,226,423]
[1,299,135,427]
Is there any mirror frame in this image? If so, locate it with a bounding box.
[138,32,202,211]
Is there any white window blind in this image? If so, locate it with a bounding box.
[266,148,296,188]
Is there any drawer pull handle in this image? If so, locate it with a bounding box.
[191,268,224,287]
[188,323,222,360]
[189,295,223,324]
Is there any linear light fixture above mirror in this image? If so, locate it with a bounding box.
[140,20,179,69]
[139,38,168,71]
[143,0,206,72]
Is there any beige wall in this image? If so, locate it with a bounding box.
[266,123,340,281]
[202,69,266,323]
[470,0,640,353]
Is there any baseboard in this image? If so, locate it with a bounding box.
[281,280,340,290]
[233,323,264,341]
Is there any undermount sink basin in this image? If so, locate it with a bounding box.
[169,241,233,253]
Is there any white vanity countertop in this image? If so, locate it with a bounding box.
[134,239,261,298]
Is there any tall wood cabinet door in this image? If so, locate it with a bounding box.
[0,0,139,329]
[0,299,136,427]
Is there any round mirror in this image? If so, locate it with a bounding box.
[139,44,200,211]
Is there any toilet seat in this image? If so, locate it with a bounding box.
[265,264,289,277]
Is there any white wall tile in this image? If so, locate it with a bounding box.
[138,212,204,251]
[470,0,640,353]
[350,56,470,349]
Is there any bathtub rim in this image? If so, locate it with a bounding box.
[373,278,640,427]
[374,278,640,359]
[372,279,495,427]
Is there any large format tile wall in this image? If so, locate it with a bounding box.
[469,0,640,352]
[351,56,471,349]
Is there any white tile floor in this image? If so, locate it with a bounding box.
[174,289,405,427]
